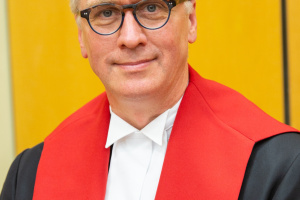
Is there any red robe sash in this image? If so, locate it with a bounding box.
[33,66,298,199]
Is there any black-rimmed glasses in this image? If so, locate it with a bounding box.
[80,0,185,35]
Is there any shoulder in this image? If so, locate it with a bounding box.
[0,143,44,200]
[239,132,300,199]
[187,66,298,142]
[46,93,109,141]
[249,132,300,159]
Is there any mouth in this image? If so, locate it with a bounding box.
[113,58,156,71]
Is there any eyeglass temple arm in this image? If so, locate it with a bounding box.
[165,0,190,5]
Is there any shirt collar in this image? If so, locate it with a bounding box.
[105,97,182,148]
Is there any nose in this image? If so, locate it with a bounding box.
[117,10,147,49]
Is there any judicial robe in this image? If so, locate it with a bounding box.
[1,66,300,200]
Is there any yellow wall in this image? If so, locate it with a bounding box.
[8,0,105,153]
[188,0,284,122]
[287,0,300,129]
[0,0,15,188]
[8,0,299,155]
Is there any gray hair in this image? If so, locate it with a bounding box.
[184,1,193,14]
[70,0,79,14]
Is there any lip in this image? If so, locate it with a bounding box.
[114,58,155,71]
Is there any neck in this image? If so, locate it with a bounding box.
[107,69,189,130]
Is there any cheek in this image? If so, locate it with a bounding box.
[85,34,110,58]
[153,24,189,63]
[84,33,116,73]
[156,22,189,77]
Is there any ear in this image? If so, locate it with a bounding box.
[77,16,88,58]
[188,0,197,44]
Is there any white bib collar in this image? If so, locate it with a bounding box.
[105,98,182,148]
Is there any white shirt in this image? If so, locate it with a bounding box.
[105,98,182,200]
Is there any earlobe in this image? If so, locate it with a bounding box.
[188,0,197,44]
[78,25,88,58]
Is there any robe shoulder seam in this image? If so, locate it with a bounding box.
[189,81,255,143]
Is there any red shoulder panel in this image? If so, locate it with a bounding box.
[33,66,298,200]
[33,93,111,199]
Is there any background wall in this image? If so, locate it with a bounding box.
[288,0,300,129]
[7,0,105,155]
[1,0,299,188]
[189,0,285,122]
[0,0,15,190]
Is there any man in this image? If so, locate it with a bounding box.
[1,0,300,199]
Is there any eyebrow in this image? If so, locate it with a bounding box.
[85,0,146,8]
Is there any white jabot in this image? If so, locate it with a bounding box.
[105,98,182,200]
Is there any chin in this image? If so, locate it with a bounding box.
[117,83,161,99]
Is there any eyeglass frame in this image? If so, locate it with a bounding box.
[79,0,188,35]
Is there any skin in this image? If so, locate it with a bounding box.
[77,0,197,129]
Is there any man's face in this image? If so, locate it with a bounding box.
[77,0,197,100]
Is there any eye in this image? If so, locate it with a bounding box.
[102,10,113,17]
[90,5,121,20]
[146,4,157,12]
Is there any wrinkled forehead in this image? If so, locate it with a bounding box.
[79,0,187,9]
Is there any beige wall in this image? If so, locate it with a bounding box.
[0,0,15,188]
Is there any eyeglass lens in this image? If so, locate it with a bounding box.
[88,0,171,35]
